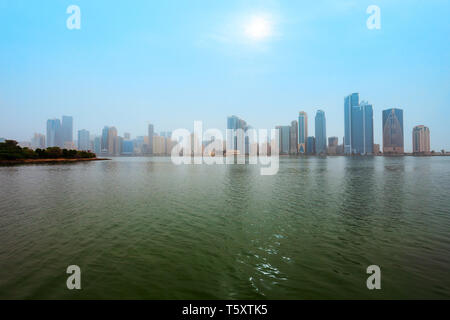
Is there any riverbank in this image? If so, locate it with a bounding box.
[0,158,110,166]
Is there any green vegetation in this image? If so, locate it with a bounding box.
[0,140,96,160]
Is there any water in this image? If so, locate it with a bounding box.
[0,156,449,299]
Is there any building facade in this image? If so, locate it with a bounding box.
[412,125,430,154]
[306,136,315,155]
[383,108,404,154]
[315,110,327,154]
[77,129,90,151]
[290,120,298,154]
[298,111,308,154]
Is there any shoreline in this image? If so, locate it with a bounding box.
[0,158,110,166]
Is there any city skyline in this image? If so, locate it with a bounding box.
[1,1,449,151]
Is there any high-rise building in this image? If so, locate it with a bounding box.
[108,126,118,155]
[31,133,46,149]
[306,136,315,154]
[327,136,339,155]
[61,116,73,146]
[227,115,248,154]
[290,120,298,154]
[78,129,90,151]
[122,139,134,155]
[93,136,101,155]
[276,125,290,155]
[123,132,131,140]
[413,125,430,154]
[46,119,62,148]
[101,126,109,154]
[383,108,404,154]
[344,93,374,154]
[315,110,327,154]
[298,111,308,154]
[148,124,154,155]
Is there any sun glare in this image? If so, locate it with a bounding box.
[244,16,273,40]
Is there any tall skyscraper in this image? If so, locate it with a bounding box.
[108,126,118,155]
[77,129,90,151]
[383,108,404,154]
[413,125,430,154]
[315,110,327,154]
[298,111,308,154]
[93,136,101,155]
[101,126,109,154]
[61,116,73,146]
[227,115,248,154]
[306,136,315,154]
[290,120,298,154]
[46,119,62,148]
[276,125,290,155]
[344,93,374,154]
[148,124,154,155]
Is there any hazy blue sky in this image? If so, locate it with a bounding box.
[1,0,449,151]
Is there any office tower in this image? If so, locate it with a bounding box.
[413,125,430,154]
[227,115,248,154]
[290,120,298,154]
[327,136,338,155]
[31,133,46,149]
[93,136,101,155]
[122,139,134,155]
[315,110,327,154]
[298,112,308,154]
[344,93,374,154]
[383,108,404,154]
[46,119,62,148]
[77,129,90,151]
[276,125,290,155]
[61,116,73,145]
[373,144,380,154]
[306,136,316,154]
[123,132,131,140]
[101,126,109,154]
[148,124,154,155]
[107,127,118,155]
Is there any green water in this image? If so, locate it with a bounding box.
[0,156,449,299]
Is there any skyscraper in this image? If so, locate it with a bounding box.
[344,93,359,154]
[93,136,101,155]
[101,126,109,154]
[383,108,404,154]
[148,124,154,155]
[78,129,90,151]
[306,136,315,154]
[290,120,298,154]
[344,93,374,154]
[61,116,73,146]
[227,115,248,154]
[276,125,290,155]
[315,110,327,154]
[108,127,118,155]
[298,111,308,154]
[46,119,62,148]
[413,125,430,154]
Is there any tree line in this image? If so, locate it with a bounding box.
[0,140,96,160]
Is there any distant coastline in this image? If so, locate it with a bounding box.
[0,157,110,166]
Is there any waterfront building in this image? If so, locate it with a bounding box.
[290,120,298,154]
[276,125,291,155]
[306,136,316,155]
[46,119,62,148]
[413,125,430,154]
[315,110,327,154]
[327,136,339,155]
[148,124,154,155]
[383,108,404,154]
[77,129,90,151]
[61,116,73,146]
[298,111,308,154]
[344,93,374,154]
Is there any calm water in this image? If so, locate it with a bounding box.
[0,157,449,299]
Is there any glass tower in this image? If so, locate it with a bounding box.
[315,110,327,154]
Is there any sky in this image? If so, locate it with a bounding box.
[0,0,449,151]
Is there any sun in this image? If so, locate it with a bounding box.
[244,16,273,40]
